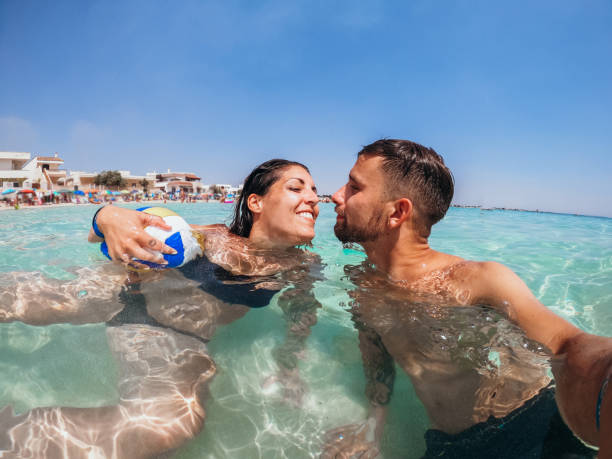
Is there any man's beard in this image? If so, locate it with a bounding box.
[334,210,386,244]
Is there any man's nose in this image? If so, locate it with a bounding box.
[331,185,345,204]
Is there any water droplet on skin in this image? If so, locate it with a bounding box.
[78,290,88,297]
[338,434,344,440]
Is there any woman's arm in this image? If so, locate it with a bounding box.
[0,325,215,458]
[0,265,128,326]
[90,206,176,265]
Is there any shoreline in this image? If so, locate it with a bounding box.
[0,199,227,213]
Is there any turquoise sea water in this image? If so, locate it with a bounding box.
[0,203,611,458]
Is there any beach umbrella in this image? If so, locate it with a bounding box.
[19,189,35,194]
[1,189,16,195]
[105,190,113,195]
[112,191,121,196]
[121,190,130,194]
[74,190,85,196]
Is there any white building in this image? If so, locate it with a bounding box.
[60,171,97,190]
[151,170,206,194]
[61,170,155,191]
[0,152,66,191]
[0,152,31,189]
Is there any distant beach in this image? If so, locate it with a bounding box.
[0,199,226,213]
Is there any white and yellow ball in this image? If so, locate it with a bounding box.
[100,207,203,268]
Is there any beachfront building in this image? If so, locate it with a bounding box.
[0,152,66,191]
[24,154,67,190]
[62,170,155,192]
[0,152,31,189]
[118,171,155,191]
[60,171,97,190]
[150,170,206,195]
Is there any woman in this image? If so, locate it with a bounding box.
[0,160,322,458]
[91,159,319,270]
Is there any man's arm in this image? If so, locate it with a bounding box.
[472,261,612,448]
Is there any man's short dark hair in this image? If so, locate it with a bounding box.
[359,139,454,237]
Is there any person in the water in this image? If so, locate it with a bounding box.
[0,159,322,458]
[322,139,610,458]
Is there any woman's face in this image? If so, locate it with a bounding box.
[249,165,319,248]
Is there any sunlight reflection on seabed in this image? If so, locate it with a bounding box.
[0,324,215,459]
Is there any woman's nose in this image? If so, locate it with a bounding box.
[305,188,319,204]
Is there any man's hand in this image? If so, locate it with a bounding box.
[89,206,176,268]
[551,332,612,450]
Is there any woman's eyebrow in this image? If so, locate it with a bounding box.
[287,177,317,193]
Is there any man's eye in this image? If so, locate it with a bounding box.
[349,184,359,191]
[289,187,301,192]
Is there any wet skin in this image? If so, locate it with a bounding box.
[1,167,323,458]
[323,154,611,457]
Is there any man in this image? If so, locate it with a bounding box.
[322,139,611,458]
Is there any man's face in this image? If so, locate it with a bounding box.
[332,155,388,244]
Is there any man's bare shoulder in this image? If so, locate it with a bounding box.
[442,259,513,280]
[435,259,520,306]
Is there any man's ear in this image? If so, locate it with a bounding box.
[247,194,264,214]
[388,198,413,228]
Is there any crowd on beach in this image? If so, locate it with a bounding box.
[0,189,225,211]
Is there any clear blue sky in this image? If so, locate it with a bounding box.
[1,0,611,217]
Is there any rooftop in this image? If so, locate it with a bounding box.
[35,156,64,163]
[158,172,201,180]
[0,152,31,160]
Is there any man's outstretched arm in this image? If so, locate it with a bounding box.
[472,261,612,450]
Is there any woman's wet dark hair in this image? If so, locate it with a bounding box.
[229,159,310,237]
